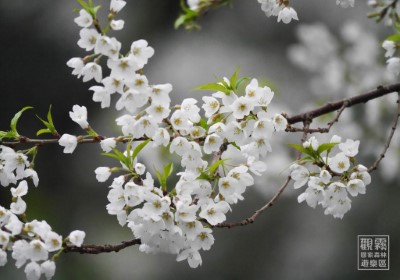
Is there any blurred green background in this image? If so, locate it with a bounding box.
[0,0,399,279]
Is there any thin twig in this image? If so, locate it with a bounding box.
[368,94,400,173]
[63,239,141,254]
[325,100,348,132]
[214,176,292,228]
[285,127,328,133]
[215,120,312,229]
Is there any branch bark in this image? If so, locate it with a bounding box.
[286,83,400,125]
[64,239,141,254]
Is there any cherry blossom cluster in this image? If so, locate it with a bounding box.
[0,145,85,280]
[290,135,371,219]
[64,0,289,268]
[95,75,288,267]
[255,0,354,24]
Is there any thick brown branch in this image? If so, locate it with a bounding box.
[286,83,400,125]
[64,239,141,254]
[1,136,148,148]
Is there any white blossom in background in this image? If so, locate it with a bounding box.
[257,0,300,24]
[277,6,298,24]
[336,0,355,8]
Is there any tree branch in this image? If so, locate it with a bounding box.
[214,120,312,229]
[0,136,148,148]
[214,176,292,228]
[286,83,400,125]
[63,239,141,254]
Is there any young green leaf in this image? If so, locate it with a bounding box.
[235,77,251,90]
[10,106,33,135]
[229,67,240,91]
[194,83,229,93]
[385,33,400,42]
[0,131,17,141]
[214,76,229,88]
[36,105,58,136]
[199,119,209,130]
[196,170,212,181]
[288,143,315,158]
[154,164,172,192]
[131,139,151,160]
[75,0,90,10]
[209,159,227,176]
[163,163,174,178]
[36,129,52,136]
[101,152,123,162]
[317,142,339,155]
[154,167,164,189]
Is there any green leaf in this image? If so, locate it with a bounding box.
[36,129,52,136]
[174,1,198,30]
[194,83,229,93]
[92,5,101,14]
[154,163,174,191]
[297,156,314,163]
[288,143,314,157]
[317,142,339,154]
[163,163,174,178]
[197,170,212,181]
[174,14,187,29]
[131,139,151,161]
[179,0,189,12]
[235,77,251,90]
[0,131,17,140]
[385,34,400,42]
[75,0,90,10]
[36,105,58,136]
[214,76,229,88]
[229,67,240,90]
[4,131,17,140]
[10,106,33,134]
[101,152,123,162]
[209,159,227,176]
[154,167,163,184]
[199,119,208,130]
